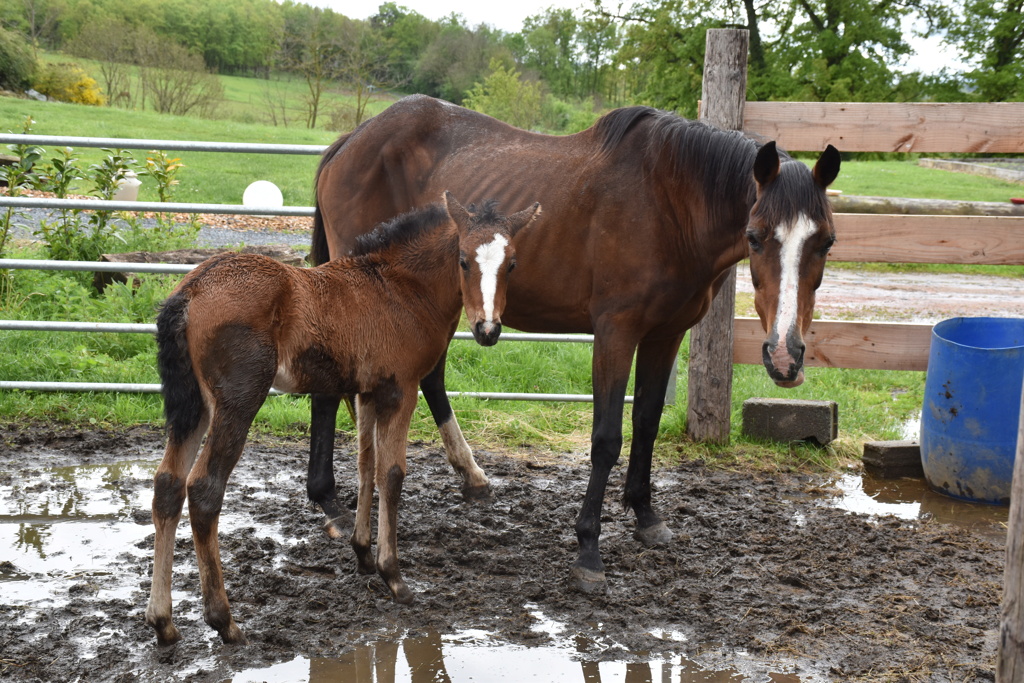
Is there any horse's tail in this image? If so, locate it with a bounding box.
[155,290,204,446]
[310,131,353,266]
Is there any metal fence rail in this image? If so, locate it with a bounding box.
[0,258,622,403]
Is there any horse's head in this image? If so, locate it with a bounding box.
[746,142,841,387]
[444,191,542,346]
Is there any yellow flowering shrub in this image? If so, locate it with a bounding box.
[34,63,105,106]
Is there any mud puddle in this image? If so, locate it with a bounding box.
[0,425,1004,682]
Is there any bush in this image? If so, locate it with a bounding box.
[34,63,105,106]
[0,27,35,92]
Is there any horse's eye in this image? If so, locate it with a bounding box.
[459,256,469,272]
[747,233,763,253]
[819,237,835,257]
[508,259,517,272]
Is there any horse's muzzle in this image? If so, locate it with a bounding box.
[472,321,502,346]
[762,336,805,388]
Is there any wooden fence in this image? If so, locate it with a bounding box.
[685,30,1024,442]
[735,102,1024,373]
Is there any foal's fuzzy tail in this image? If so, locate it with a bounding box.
[155,291,204,447]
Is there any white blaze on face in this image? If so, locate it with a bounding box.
[474,233,509,323]
[773,213,816,340]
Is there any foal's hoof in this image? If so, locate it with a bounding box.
[151,622,182,647]
[569,565,608,595]
[461,483,492,503]
[219,624,248,646]
[634,521,674,548]
[390,582,416,605]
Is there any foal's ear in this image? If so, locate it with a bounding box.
[753,140,780,187]
[813,144,841,189]
[443,190,472,229]
[507,202,542,237]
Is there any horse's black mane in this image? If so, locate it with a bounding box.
[465,199,502,226]
[352,202,451,257]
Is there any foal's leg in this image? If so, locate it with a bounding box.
[188,399,266,645]
[146,411,210,646]
[351,394,377,576]
[420,348,490,500]
[307,393,347,538]
[571,328,637,593]
[373,391,418,604]
[624,335,683,547]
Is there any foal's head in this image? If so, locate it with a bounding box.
[445,191,541,346]
[746,142,841,387]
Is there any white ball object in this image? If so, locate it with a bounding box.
[242,180,284,208]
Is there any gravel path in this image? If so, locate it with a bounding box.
[4,206,313,250]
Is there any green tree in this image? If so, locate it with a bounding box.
[937,0,1023,101]
[464,58,543,129]
[414,19,508,103]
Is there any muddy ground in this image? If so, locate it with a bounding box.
[0,423,1004,682]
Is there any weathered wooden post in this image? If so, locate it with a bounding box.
[686,28,749,443]
[998,375,1024,681]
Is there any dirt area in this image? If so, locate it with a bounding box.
[0,423,1004,682]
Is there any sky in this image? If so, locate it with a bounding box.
[310,0,586,32]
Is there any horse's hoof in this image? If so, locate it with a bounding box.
[154,625,181,647]
[391,583,416,605]
[462,483,492,503]
[323,516,347,540]
[220,624,248,646]
[569,565,608,594]
[634,521,673,547]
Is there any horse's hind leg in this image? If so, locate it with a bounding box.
[308,393,348,539]
[624,335,683,548]
[188,399,266,646]
[146,411,210,646]
[372,392,417,604]
[351,394,377,576]
[420,349,490,500]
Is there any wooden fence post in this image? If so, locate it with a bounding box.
[686,28,749,444]
[998,376,1024,681]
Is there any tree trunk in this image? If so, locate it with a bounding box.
[686,29,749,444]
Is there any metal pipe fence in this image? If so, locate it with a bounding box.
[0,134,665,405]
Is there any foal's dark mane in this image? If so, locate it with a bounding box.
[351,203,451,257]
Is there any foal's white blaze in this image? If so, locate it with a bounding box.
[475,233,509,326]
[774,213,816,339]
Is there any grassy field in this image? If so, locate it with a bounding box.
[2,90,1021,468]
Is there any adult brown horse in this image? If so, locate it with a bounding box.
[311,95,841,593]
[145,192,541,645]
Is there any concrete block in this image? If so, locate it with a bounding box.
[741,398,838,446]
[862,440,923,479]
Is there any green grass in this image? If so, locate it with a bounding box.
[834,158,1024,203]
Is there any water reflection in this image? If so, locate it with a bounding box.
[831,473,1008,541]
[231,628,799,683]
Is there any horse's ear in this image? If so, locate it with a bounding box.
[813,144,841,189]
[508,202,542,237]
[444,190,472,230]
[753,141,780,187]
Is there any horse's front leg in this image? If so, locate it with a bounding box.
[146,412,209,646]
[351,393,377,576]
[571,328,637,594]
[308,393,347,539]
[420,346,490,501]
[373,390,418,604]
[624,335,684,547]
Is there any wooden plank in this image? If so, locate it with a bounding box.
[743,102,1024,153]
[830,214,1024,265]
[733,318,932,371]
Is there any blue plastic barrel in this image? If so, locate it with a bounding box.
[920,317,1024,505]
